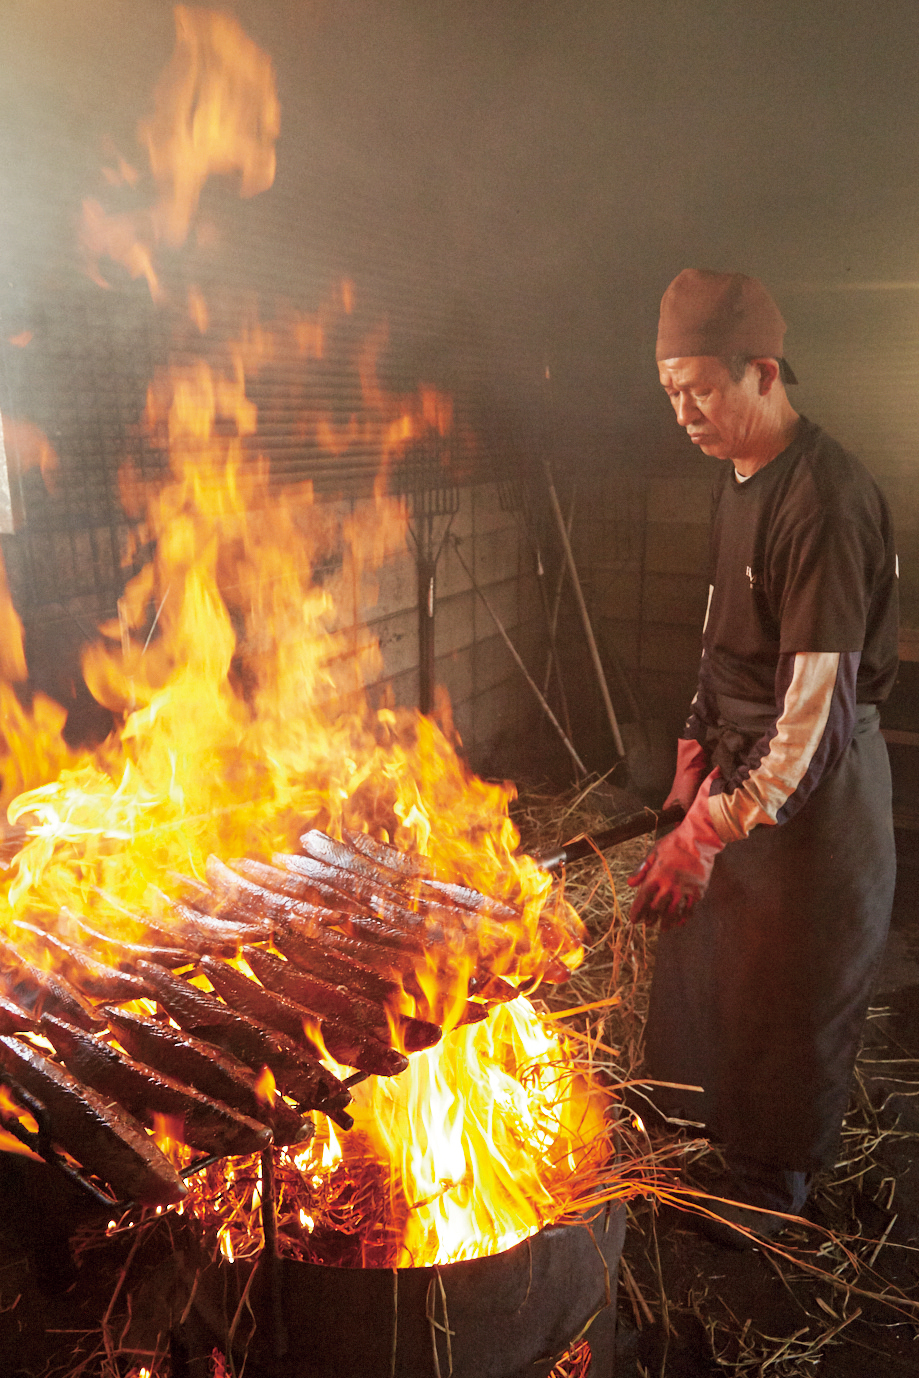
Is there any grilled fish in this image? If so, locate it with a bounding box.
[135,960,344,1108]
[103,1008,311,1146]
[11,923,154,1002]
[242,946,441,1053]
[200,957,409,1078]
[0,1035,186,1205]
[0,942,104,1032]
[40,1014,272,1157]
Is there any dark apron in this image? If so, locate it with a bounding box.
[643,701,895,1172]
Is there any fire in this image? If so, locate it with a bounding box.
[177,998,605,1269]
[0,346,598,1261]
[81,6,279,298]
[254,1065,276,1107]
[0,4,610,1272]
[358,1000,605,1265]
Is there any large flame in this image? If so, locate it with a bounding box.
[81,6,279,298]
[0,329,600,1262]
[0,5,608,1268]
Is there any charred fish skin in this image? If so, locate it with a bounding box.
[290,839,453,924]
[168,899,270,953]
[334,828,526,927]
[242,945,442,1056]
[103,1008,311,1146]
[40,1014,272,1158]
[217,853,355,917]
[242,944,389,1037]
[277,852,434,930]
[199,954,322,1043]
[188,1018,340,1112]
[204,860,427,975]
[60,910,196,970]
[312,1022,409,1078]
[299,829,398,879]
[0,1035,186,1206]
[206,857,338,930]
[414,875,522,924]
[0,942,105,1032]
[202,956,409,1077]
[10,923,155,1002]
[271,920,403,1006]
[279,910,415,978]
[0,992,36,1035]
[135,960,345,1108]
[274,856,478,960]
[133,959,244,1032]
[342,829,430,879]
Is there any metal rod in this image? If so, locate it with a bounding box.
[542,490,575,700]
[541,458,626,758]
[408,504,456,718]
[451,536,588,775]
[260,1148,288,1361]
[535,802,684,871]
[417,553,436,715]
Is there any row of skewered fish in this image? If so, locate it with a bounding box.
[0,828,565,1208]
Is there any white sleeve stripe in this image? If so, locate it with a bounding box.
[709,651,840,843]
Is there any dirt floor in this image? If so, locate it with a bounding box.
[610,830,919,1378]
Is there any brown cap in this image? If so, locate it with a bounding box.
[656,269,797,382]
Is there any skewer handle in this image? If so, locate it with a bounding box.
[535,803,685,872]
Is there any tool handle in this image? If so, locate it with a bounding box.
[535,803,685,872]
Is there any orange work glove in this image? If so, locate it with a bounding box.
[627,769,724,928]
[664,737,711,812]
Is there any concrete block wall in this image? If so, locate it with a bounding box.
[352,481,546,777]
[1,480,546,777]
[571,467,711,755]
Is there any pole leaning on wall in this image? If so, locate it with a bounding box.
[541,457,626,760]
[450,536,588,777]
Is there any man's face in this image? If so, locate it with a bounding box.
[658,356,764,461]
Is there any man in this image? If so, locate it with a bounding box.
[628,269,898,1247]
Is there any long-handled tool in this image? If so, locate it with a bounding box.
[535,803,684,872]
[399,432,460,716]
[451,535,588,776]
[541,456,626,760]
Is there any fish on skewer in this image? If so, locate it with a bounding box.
[303,829,523,923]
[0,992,36,1035]
[60,909,196,969]
[200,956,409,1078]
[135,960,348,1114]
[0,1035,186,1205]
[40,1014,273,1158]
[103,1008,312,1147]
[207,861,431,958]
[271,921,402,1006]
[242,946,441,1053]
[0,941,104,1032]
[11,923,155,1002]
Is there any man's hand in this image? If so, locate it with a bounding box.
[628,769,724,927]
[664,737,711,812]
